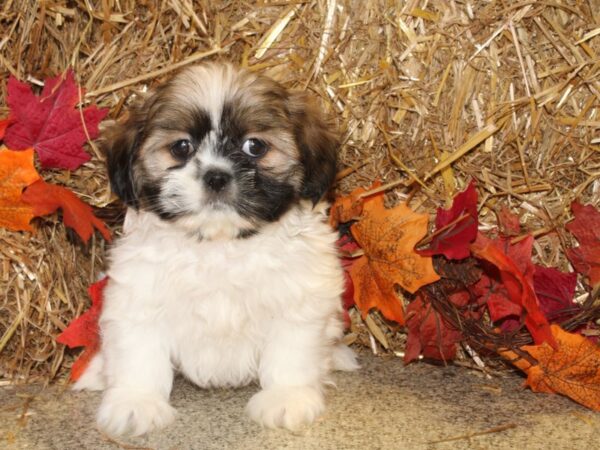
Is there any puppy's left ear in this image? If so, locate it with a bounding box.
[288,93,338,204]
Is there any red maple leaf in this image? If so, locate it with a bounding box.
[496,205,521,237]
[566,202,600,290]
[419,180,478,260]
[336,236,360,328]
[56,277,107,381]
[0,117,10,139]
[472,235,534,326]
[337,236,359,311]
[471,234,556,348]
[473,267,522,324]
[21,179,111,243]
[533,265,579,323]
[404,293,463,363]
[4,70,108,170]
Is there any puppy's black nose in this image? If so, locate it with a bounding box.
[203,169,232,193]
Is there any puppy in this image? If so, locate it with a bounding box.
[74,62,359,436]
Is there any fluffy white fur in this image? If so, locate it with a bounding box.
[75,201,358,436]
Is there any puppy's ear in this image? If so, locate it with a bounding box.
[288,93,338,204]
[100,105,146,208]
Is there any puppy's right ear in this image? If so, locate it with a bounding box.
[100,108,145,208]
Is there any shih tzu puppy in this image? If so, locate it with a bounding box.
[74,62,359,436]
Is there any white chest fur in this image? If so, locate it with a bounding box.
[99,203,346,388]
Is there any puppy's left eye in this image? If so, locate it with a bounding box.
[241,138,268,157]
[170,139,194,159]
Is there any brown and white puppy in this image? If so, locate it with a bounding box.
[74,62,359,436]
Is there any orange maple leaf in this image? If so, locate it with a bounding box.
[350,199,440,324]
[502,325,600,411]
[329,181,382,228]
[0,148,41,231]
[22,179,111,243]
[350,256,406,323]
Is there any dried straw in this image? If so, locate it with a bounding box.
[0,0,599,381]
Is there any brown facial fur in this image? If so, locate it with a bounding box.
[102,62,339,236]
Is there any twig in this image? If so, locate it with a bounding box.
[424,124,500,181]
[416,213,471,248]
[335,155,376,181]
[254,5,300,60]
[85,45,231,97]
[426,423,518,444]
[358,178,407,198]
[378,123,430,192]
[0,293,25,353]
[77,84,102,160]
[17,395,34,428]
[510,227,552,244]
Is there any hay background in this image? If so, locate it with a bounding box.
[1,0,599,381]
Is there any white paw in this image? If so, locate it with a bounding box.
[97,388,176,436]
[332,344,360,372]
[246,386,324,431]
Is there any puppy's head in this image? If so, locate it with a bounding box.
[102,63,338,240]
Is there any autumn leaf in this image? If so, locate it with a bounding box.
[473,268,522,324]
[21,179,111,243]
[404,258,482,364]
[472,236,534,326]
[336,236,359,328]
[350,200,440,324]
[496,205,521,237]
[0,148,41,231]
[566,202,600,290]
[419,180,478,260]
[0,117,10,139]
[404,293,463,363]
[533,265,579,323]
[433,256,483,289]
[57,277,107,381]
[350,256,406,323]
[505,325,600,411]
[4,70,108,170]
[471,234,556,348]
[329,181,383,228]
[337,236,360,310]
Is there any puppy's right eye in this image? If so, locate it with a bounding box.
[170,139,193,159]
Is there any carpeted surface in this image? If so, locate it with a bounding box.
[1,351,598,450]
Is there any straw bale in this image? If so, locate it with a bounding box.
[0,0,599,381]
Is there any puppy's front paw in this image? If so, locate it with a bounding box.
[97,388,176,436]
[246,386,324,431]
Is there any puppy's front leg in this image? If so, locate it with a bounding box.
[246,320,329,430]
[97,317,175,436]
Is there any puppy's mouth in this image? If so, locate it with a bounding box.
[204,198,231,210]
[164,192,258,241]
